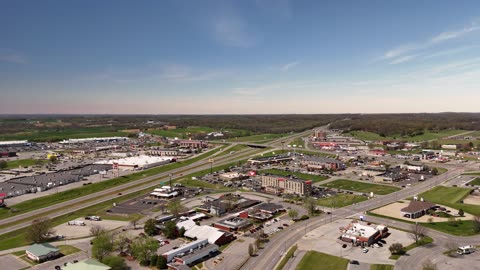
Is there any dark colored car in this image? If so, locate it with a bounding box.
[350,260,360,265]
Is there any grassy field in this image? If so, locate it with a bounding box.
[58,244,81,255]
[0,127,129,142]
[469,178,480,186]
[418,186,479,215]
[259,169,329,183]
[4,159,49,169]
[389,236,433,259]
[422,220,479,236]
[227,133,287,143]
[0,147,223,220]
[290,137,305,148]
[146,126,216,138]
[295,251,348,270]
[320,179,401,195]
[370,265,394,270]
[316,194,367,208]
[348,130,468,142]
[348,131,392,141]
[275,245,298,270]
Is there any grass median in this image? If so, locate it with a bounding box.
[295,251,348,270]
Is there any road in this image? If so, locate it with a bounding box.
[242,167,469,270]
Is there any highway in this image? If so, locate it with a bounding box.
[242,166,471,270]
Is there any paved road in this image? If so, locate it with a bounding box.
[242,167,467,270]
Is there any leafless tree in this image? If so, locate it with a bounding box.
[90,225,106,237]
[409,223,427,244]
[444,241,458,257]
[422,259,437,270]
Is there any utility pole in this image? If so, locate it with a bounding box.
[169,173,173,188]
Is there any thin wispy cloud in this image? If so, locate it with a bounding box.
[381,21,480,64]
[282,61,300,71]
[160,64,228,82]
[0,49,27,64]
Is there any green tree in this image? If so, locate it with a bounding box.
[25,218,54,243]
[156,255,167,269]
[92,232,114,261]
[458,209,464,217]
[167,199,186,217]
[162,220,178,239]
[114,233,131,255]
[131,237,159,266]
[248,243,255,257]
[179,226,186,237]
[101,256,128,270]
[0,160,8,169]
[150,254,158,267]
[431,168,439,175]
[288,209,298,220]
[389,243,404,255]
[144,219,158,236]
[130,213,142,230]
[304,197,317,216]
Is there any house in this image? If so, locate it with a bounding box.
[401,200,435,219]
[63,259,111,270]
[25,243,60,262]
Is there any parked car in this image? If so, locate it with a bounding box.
[362,248,369,253]
[349,260,360,265]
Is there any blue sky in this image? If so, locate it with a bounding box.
[1,0,480,114]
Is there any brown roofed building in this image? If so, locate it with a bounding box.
[401,200,435,219]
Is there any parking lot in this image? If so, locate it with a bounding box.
[0,254,30,270]
[54,218,129,238]
[296,218,411,265]
[109,195,168,215]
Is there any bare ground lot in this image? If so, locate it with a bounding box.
[371,200,473,223]
[464,195,480,206]
[54,218,129,238]
[296,218,409,265]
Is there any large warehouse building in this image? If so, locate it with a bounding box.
[96,155,174,171]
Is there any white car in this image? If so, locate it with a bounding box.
[362,248,369,253]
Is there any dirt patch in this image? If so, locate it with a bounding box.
[463,195,480,205]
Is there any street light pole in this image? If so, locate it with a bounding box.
[169,173,172,188]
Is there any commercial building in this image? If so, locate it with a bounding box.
[63,259,111,270]
[176,219,235,246]
[163,239,209,262]
[59,137,128,144]
[25,243,60,262]
[261,175,312,196]
[150,186,179,198]
[299,155,345,171]
[149,148,181,156]
[0,140,29,147]
[340,221,388,246]
[175,140,208,149]
[401,200,435,219]
[171,244,218,266]
[213,217,252,232]
[96,155,173,171]
[219,172,248,181]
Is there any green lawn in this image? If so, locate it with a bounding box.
[4,159,49,169]
[316,194,368,208]
[0,127,129,142]
[227,133,287,143]
[290,138,305,148]
[276,245,298,270]
[418,186,480,215]
[259,169,329,183]
[0,147,223,220]
[469,178,480,186]
[320,179,401,195]
[295,251,348,270]
[370,265,394,270]
[422,220,479,236]
[57,244,81,255]
[464,172,480,176]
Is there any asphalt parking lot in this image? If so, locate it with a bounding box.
[109,195,167,214]
[0,254,30,270]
